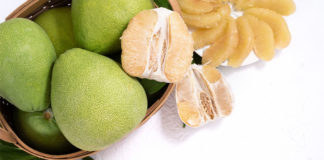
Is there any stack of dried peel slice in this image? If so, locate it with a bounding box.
[178,0,295,67]
[121,8,234,128]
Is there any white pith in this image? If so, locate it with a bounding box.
[141,8,172,82]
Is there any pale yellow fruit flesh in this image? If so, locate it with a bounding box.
[182,4,230,29]
[245,15,275,61]
[228,16,254,67]
[234,0,296,16]
[192,17,228,49]
[202,65,221,83]
[245,8,291,49]
[121,10,157,77]
[177,101,204,127]
[176,64,233,127]
[177,0,219,14]
[202,17,239,67]
[164,12,194,83]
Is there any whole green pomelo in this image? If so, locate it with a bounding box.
[35,7,78,56]
[71,0,153,55]
[51,48,147,151]
[13,108,77,154]
[0,18,56,112]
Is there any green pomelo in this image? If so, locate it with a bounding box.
[71,0,153,55]
[35,7,78,56]
[0,18,56,112]
[13,109,77,154]
[51,48,147,151]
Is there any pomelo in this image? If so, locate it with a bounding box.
[0,18,56,112]
[13,109,77,154]
[35,7,78,56]
[71,0,153,55]
[51,48,147,151]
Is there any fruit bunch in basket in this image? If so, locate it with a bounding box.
[0,0,294,158]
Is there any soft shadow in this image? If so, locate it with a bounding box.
[160,89,224,142]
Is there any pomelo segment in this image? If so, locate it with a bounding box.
[202,17,239,67]
[245,15,275,61]
[234,0,296,16]
[182,4,230,29]
[164,12,194,83]
[245,8,291,49]
[121,10,157,77]
[176,64,233,127]
[177,0,220,14]
[192,17,228,49]
[228,16,254,67]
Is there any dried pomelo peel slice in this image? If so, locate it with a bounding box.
[176,64,233,127]
[121,8,193,83]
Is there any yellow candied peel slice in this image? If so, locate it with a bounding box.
[182,4,231,29]
[245,15,275,61]
[176,64,233,127]
[228,16,254,67]
[202,17,239,67]
[244,8,291,49]
[192,17,228,49]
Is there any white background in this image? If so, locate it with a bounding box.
[1,0,324,160]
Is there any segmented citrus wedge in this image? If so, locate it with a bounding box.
[245,15,275,61]
[192,17,228,49]
[182,4,230,29]
[245,8,291,49]
[177,0,220,14]
[234,0,295,16]
[228,16,254,67]
[176,64,233,127]
[202,17,239,67]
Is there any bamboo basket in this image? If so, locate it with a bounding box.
[0,0,180,159]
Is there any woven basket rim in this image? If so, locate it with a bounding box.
[0,0,179,159]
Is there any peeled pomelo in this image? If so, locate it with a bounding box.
[72,0,153,55]
[121,8,193,83]
[51,48,147,151]
[176,64,233,127]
